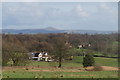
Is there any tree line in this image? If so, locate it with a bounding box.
[2,33,118,66]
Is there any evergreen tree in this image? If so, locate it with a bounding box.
[83,54,95,67]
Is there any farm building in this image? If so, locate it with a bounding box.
[30,52,53,62]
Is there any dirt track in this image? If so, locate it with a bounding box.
[85,66,118,71]
[3,66,119,72]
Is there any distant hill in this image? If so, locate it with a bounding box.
[2,28,64,34]
[45,27,58,31]
[2,27,117,34]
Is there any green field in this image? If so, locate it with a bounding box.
[2,56,118,78]
[73,56,118,67]
[27,56,118,67]
[3,69,118,78]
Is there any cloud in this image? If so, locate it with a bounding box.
[99,3,116,14]
[100,3,110,10]
[3,3,45,26]
[2,2,117,31]
[45,7,65,18]
[0,3,1,29]
[6,3,44,16]
[2,0,119,2]
[2,0,40,2]
[73,4,90,17]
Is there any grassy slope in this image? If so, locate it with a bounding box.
[70,56,118,67]
[3,69,118,78]
[26,56,118,67]
[3,56,118,78]
[94,57,118,67]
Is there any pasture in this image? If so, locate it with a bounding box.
[2,56,118,78]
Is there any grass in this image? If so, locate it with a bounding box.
[70,56,118,67]
[2,56,118,78]
[7,56,118,67]
[27,61,52,67]
[94,57,118,67]
[3,68,118,78]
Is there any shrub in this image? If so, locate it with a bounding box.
[83,54,95,67]
[25,67,29,70]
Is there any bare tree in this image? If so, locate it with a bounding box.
[51,35,71,68]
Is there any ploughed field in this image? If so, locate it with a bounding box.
[2,56,118,78]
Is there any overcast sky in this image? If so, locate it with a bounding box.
[2,2,118,31]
